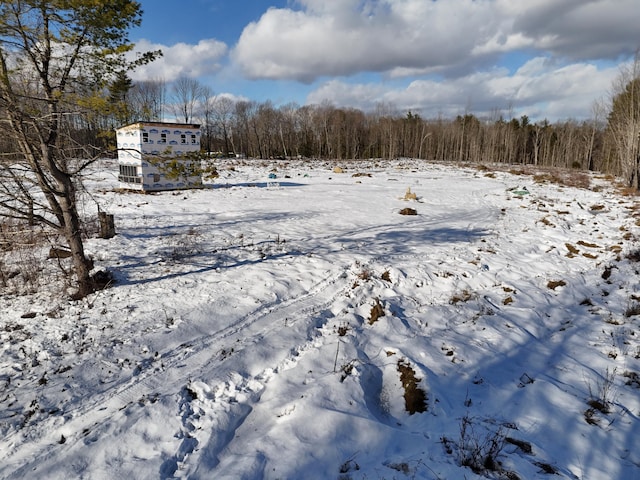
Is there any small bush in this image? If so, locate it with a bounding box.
[624,301,640,317]
[586,367,617,419]
[457,414,506,475]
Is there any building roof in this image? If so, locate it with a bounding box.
[117,121,201,130]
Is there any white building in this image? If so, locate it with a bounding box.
[116,122,202,191]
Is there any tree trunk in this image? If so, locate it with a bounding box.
[59,184,94,298]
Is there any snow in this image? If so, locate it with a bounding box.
[1,159,639,479]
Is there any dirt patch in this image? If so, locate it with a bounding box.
[397,359,427,414]
[399,207,417,215]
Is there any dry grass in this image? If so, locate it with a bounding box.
[577,240,600,248]
[538,216,555,227]
[368,298,385,325]
[547,280,566,290]
[450,289,475,305]
[402,187,418,201]
[565,243,580,257]
[532,170,591,189]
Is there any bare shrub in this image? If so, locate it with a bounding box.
[81,214,101,239]
[0,220,45,251]
[624,301,640,317]
[457,414,506,474]
[623,371,640,388]
[585,367,617,422]
[167,229,203,261]
[1,246,49,295]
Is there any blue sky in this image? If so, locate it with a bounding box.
[131,0,640,121]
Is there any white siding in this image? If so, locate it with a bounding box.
[116,123,202,191]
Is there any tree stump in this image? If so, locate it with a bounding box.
[99,212,116,239]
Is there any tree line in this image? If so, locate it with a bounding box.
[81,66,640,187]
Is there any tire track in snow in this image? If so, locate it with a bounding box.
[1,268,350,478]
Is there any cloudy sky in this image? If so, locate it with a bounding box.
[132,0,639,121]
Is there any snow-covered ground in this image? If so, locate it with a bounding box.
[1,159,639,480]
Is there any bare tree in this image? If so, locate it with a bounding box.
[171,76,204,124]
[211,95,236,156]
[0,0,159,298]
[130,78,166,122]
[605,52,640,188]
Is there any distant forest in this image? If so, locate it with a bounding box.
[12,66,640,187]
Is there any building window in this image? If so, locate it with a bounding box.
[191,134,197,144]
[142,132,149,143]
[118,165,141,183]
[180,134,186,144]
[159,133,167,144]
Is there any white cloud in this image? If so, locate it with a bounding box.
[232,0,495,82]
[129,38,228,83]
[231,0,638,83]
[307,58,619,121]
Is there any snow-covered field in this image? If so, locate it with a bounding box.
[1,159,639,480]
